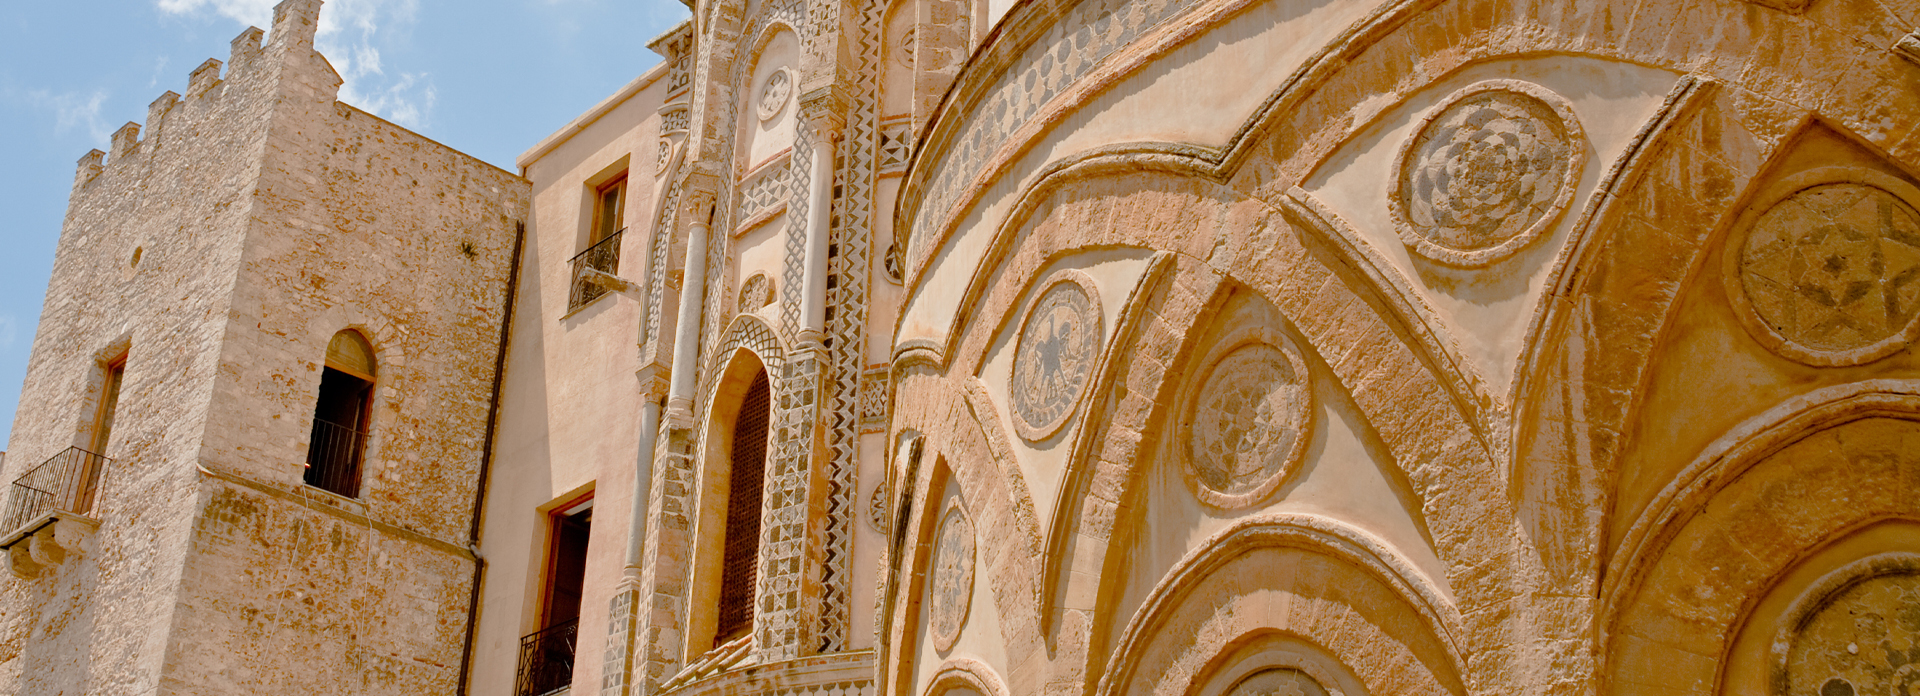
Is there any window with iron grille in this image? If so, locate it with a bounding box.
[516,499,591,696]
[305,330,374,498]
[714,370,771,643]
[568,173,627,310]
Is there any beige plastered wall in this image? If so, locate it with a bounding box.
[473,64,670,696]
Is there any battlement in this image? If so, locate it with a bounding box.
[71,0,331,191]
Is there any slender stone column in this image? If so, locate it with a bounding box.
[798,112,842,346]
[667,195,715,424]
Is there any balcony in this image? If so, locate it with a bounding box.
[568,230,624,311]
[1,447,108,578]
[516,618,579,696]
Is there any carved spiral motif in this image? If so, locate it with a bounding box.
[1225,669,1331,696]
[1736,180,1920,366]
[1777,556,1920,696]
[1391,80,1584,267]
[929,501,975,651]
[1183,341,1311,509]
[1010,274,1103,440]
[757,69,793,121]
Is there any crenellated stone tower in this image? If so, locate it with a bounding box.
[0,1,528,694]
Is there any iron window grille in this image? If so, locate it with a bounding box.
[3,447,108,536]
[515,618,579,696]
[305,417,367,498]
[568,230,624,310]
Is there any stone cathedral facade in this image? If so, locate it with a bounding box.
[5,0,1920,695]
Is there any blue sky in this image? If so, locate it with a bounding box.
[0,0,688,448]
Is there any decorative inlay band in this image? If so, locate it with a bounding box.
[928,498,975,652]
[1180,336,1311,509]
[1731,169,1920,367]
[1010,271,1103,441]
[1390,80,1585,267]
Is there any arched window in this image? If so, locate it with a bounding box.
[306,330,374,498]
[714,369,771,643]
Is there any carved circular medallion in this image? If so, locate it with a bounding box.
[757,68,793,122]
[1390,80,1585,267]
[1181,339,1311,509]
[894,28,917,67]
[738,273,773,313]
[1774,554,1920,696]
[928,499,975,651]
[1010,272,1104,441]
[1225,668,1331,696]
[867,481,890,534]
[1731,172,1920,366]
[883,242,905,284]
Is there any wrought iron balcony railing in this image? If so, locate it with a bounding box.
[305,418,366,498]
[568,230,624,310]
[516,618,579,696]
[3,447,108,536]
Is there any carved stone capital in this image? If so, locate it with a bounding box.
[636,363,671,399]
[799,86,848,140]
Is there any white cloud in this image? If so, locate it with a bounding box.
[156,0,434,129]
[0,315,17,351]
[27,90,113,147]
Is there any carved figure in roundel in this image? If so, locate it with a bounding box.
[1224,668,1331,696]
[1181,339,1311,509]
[1775,554,1920,696]
[1390,80,1585,267]
[1010,272,1104,441]
[1732,172,1920,366]
[757,68,793,122]
[928,499,975,651]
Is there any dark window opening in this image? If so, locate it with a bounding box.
[305,331,373,498]
[714,370,771,644]
[518,501,590,696]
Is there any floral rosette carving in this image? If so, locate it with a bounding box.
[1727,168,1920,367]
[1390,80,1585,267]
[1179,332,1312,510]
[1009,272,1104,441]
[928,499,975,651]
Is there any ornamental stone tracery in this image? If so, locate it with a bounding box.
[1009,272,1103,441]
[1181,340,1312,510]
[1734,178,1920,366]
[928,500,975,652]
[1390,80,1585,267]
[1776,555,1920,696]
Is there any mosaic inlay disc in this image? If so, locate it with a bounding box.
[928,503,975,651]
[1739,182,1920,365]
[1184,342,1310,508]
[1010,275,1102,439]
[1391,81,1584,267]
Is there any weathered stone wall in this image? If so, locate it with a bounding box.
[0,17,295,696]
[0,1,528,694]
[882,1,1920,696]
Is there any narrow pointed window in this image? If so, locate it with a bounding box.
[305,331,374,498]
[714,369,771,643]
